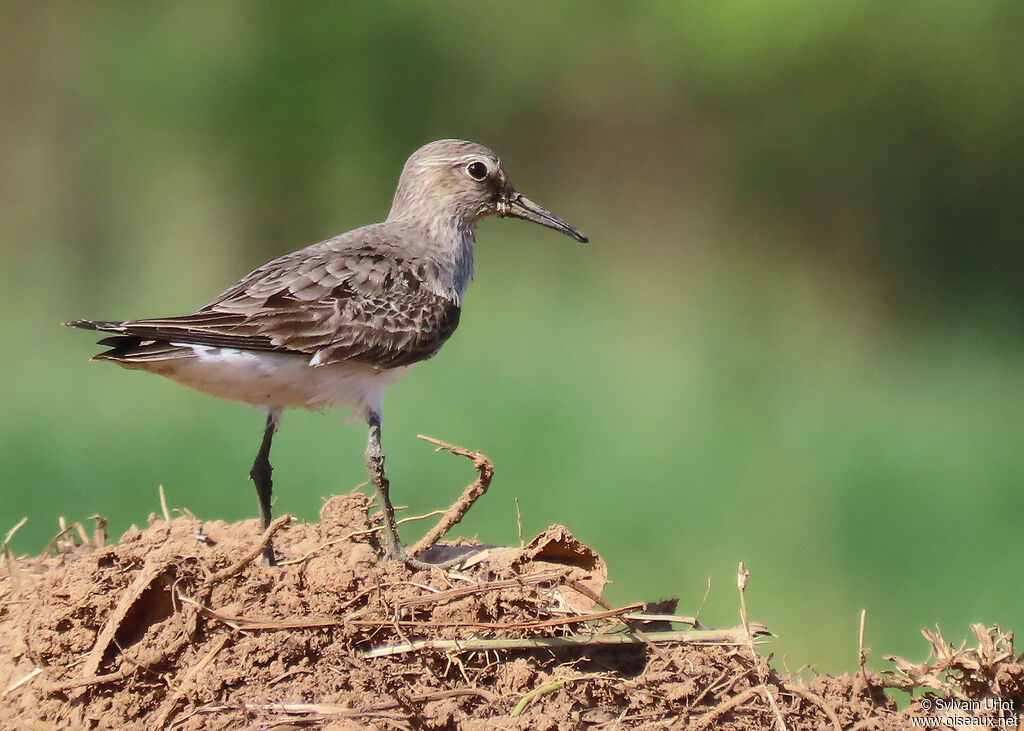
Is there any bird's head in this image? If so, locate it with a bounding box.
[388,139,588,243]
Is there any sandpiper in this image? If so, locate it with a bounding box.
[66,139,587,568]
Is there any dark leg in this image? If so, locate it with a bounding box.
[365,412,442,570]
[250,408,281,566]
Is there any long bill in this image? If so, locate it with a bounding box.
[499,192,588,243]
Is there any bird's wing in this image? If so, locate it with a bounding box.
[70,242,462,369]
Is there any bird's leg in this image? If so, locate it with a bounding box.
[365,412,445,571]
[250,408,281,566]
[365,412,405,559]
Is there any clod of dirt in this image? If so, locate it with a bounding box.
[1,492,1022,729]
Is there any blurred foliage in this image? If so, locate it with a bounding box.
[1,1,1022,675]
[5,1,1023,308]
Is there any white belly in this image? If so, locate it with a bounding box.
[153,344,411,416]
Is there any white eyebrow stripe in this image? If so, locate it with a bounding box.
[423,155,494,168]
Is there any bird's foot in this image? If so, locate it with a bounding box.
[261,542,278,567]
[384,540,463,571]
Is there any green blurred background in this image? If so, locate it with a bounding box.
[2,2,1022,676]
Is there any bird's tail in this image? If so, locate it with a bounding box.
[64,319,124,333]
[64,318,185,364]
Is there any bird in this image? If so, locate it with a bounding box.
[66,139,587,569]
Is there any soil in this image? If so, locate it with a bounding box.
[2,490,1022,730]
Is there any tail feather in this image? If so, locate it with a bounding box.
[64,319,127,332]
[64,314,274,352]
[65,318,189,364]
[95,340,191,364]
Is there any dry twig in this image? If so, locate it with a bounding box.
[409,436,494,555]
[684,666,734,713]
[152,635,230,728]
[784,682,842,731]
[204,514,291,585]
[692,685,761,730]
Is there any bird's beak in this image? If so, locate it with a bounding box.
[499,191,588,243]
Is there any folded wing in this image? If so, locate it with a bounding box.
[67,245,462,369]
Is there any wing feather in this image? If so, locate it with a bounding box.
[68,239,462,369]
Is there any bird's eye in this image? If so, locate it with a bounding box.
[466,161,488,181]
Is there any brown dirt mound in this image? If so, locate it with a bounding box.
[2,491,1022,729]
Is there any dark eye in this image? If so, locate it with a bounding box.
[466,161,488,181]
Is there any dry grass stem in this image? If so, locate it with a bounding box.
[158,484,171,523]
[737,562,788,731]
[2,517,28,550]
[2,517,28,585]
[515,496,524,548]
[510,678,569,716]
[364,626,769,659]
[179,593,645,634]
[2,667,42,698]
[192,688,498,722]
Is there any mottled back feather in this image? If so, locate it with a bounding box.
[71,226,464,369]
